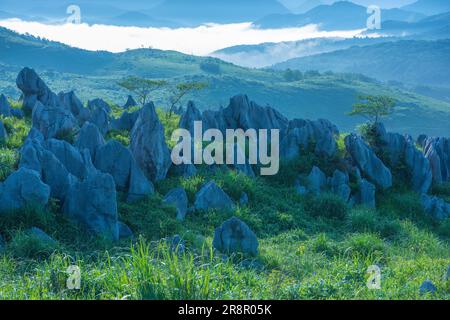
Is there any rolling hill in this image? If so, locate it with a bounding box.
[273,39,450,88]
[0,26,449,136]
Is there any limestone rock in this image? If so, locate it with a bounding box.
[32,101,76,140]
[194,181,235,211]
[163,187,188,221]
[0,168,50,213]
[130,102,171,182]
[345,134,392,190]
[213,217,258,256]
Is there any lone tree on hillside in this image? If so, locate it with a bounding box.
[167,81,208,117]
[348,95,396,125]
[117,76,167,106]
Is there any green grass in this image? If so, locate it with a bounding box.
[0,100,449,300]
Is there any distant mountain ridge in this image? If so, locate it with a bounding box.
[403,0,450,15]
[255,1,425,30]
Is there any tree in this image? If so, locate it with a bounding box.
[117,76,167,106]
[168,81,208,117]
[348,95,396,125]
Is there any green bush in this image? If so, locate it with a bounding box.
[348,208,377,232]
[305,193,349,220]
[343,233,385,257]
[7,230,59,260]
[437,218,450,239]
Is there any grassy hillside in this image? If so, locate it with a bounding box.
[0,27,449,136]
[273,40,450,88]
[1,108,449,300]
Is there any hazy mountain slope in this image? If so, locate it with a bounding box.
[364,12,450,38]
[211,37,400,68]
[0,27,449,136]
[255,1,425,30]
[403,0,450,15]
[273,40,450,88]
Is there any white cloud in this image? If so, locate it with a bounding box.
[0,18,363,55]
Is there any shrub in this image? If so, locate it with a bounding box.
[199,61,221,74]
[379,191,428,223]
[437,218,450,239]
[305,193,349,220]
[7,230,59,260]
[107,130,130,146]
[348,208,377,232]
[343,233,385,257]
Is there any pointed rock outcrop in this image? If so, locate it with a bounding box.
[94,140,154,202]
[75,122,105,161]
[32,101,76,140]
[16,67,59,112]
[0,168,50,213]
[345,134,392,190]
[130,102,171,182]
[194,181,235,211]
[213,217,258,256]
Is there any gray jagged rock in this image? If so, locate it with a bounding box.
[40,149,70,200]
[163,187,188,221]
[345,133,392,190]
[419,280,437,295]
[405,141,433,193]
[32,101,76,140]
[44,139,87,179]
[0,120,7,142]
[355,179,376,208]
[194,180,235,211]
[94,140,154,202]
[122,95,137,109]
[110,109,139,131]
[280,118,338,160]
[0,168,50,213]
[212,217,258,256]
[63,168,119,240]
[16,67,59,112]
[330,170,351,202]
[28,227,57,244]
[58,90,84,118]
[130,102,171,182]
[88,104,109,136]
[0,94,11,117]
[222,94,288,132]
[420,194,450,221]
[306,166,327,195]
[375,123,432,193]
[179,101,203,135]
[88,98,111,113]
[118,222,134,240]
[423,137,449,184]
[75,122,105,161]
